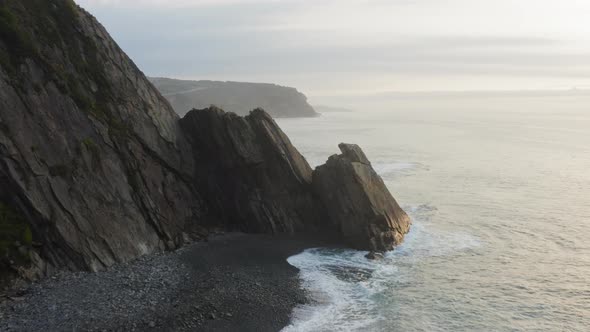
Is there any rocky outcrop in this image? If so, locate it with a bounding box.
[313,144,411,251]
[179,107,325,234]
[0,0,409,282]
[0,0,203,275]
[150,77,319,118]
[179,106,410,251]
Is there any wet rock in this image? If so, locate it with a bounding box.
[365,251,384,260]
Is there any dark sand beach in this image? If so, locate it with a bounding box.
[0,233,329,332]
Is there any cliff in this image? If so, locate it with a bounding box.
[0,0,203,277]
[179,107,326,234]
[0,0,409,284]
[149,77,318,118]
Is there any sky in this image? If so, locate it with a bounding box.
[75,0,590,98]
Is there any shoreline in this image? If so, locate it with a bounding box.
[0,233,330,332]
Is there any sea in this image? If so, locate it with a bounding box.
[275,93,590,332]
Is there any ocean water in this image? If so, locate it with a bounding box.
[276,96,590,332]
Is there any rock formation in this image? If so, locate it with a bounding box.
[149,77,319,118]
[179,106,326,234]
[0,0,203,276]
[313,144,411,251]
[0,0,409,282]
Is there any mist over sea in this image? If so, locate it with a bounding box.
[276,94,590,331]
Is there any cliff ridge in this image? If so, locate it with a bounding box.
[150,77,318,118]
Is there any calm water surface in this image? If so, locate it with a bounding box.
[276,96,590,331]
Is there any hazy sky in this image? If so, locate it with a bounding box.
[76,0,590,97]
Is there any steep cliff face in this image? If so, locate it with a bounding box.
[150,77,319,118]
[0,0,203,275]
[0,0,410,282]
[179,108,411,251]
[179,107,326,234]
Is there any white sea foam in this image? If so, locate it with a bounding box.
[282,204,481,332]
[277,106,590,331]
[282,249,387,332]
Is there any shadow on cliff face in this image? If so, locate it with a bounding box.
[179,106,328,235]
[0,183,33,289]
[0,201,30,288]
[0,174,52,289]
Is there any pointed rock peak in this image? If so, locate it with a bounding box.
[313,143,411,252]
[338,143,371,165]
[248,108,273,121]
[179,106,318,234]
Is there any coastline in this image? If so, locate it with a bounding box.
[0,233,329,332]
